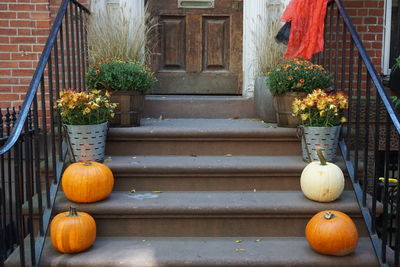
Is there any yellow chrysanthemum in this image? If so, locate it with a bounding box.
[300,114,309,121]
[340,117,347,123]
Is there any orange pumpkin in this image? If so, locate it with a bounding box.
[305,210,358,256]
[50,207,96,253]
[62,161,114,203]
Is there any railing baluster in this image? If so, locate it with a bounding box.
[32,96,44,236]
[79,7,87,90]
[334,7,340,89]
[59,22,67,91]
[24,118,36,266]
[65,7,72,89]
[340,21,347,92]
[75,4,82,91]
[362,74,371,206]
[70,1,77,90]
[47,56,58,184]
[372,97,381,234]
[353,53,362,183]
[381,112,392,263]
[54,32,63,161]
[345,39,354,161]
[13,140,24,266]
[40,77,51,208]
[5,109,13,250]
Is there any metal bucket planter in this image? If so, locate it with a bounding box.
[110,91,145,127]
[301,126,341,162]
[273,92,307,127]
[64,122,108,162]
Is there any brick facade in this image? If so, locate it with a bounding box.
[0,0,386,108]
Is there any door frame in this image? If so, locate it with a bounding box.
[102,0,285,97]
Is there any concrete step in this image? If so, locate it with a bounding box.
[103,155,352,191]
[143,95,257,119]
[106,119,300,156]
[5,236,378,267]
[52,191,368,237]
[34,236,378,267]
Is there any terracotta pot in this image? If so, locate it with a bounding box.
[273,92,307,127]
[110,91,145,127]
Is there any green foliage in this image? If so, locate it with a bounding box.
[393,56,400,71]
[267,59,333,96]
[391,96,400,109]
[86,59,156,92]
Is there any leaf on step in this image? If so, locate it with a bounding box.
[235,248,246,252]
[224,154,233,157]
[191,154,198,157]
[132,156,137,159]
[253,189,257,192]
[130,189,136,193]
[255,239,262,242]
[142,240,146,242]
[104,157,112,162]
[235,240,242,243]
[151,191,163,193]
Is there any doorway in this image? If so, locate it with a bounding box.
[149,0,243,95]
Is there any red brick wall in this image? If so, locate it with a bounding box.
[344,0,385,73]
[0,0,52,109]
[0,0,386,109]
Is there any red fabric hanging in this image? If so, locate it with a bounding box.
[281,0,329,59]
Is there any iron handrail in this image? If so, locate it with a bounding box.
[0,0,89,156]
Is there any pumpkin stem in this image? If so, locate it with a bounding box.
[82,161,92,166]
[317,149,327,166]
[324,211,336,220]
[67,207,79,217]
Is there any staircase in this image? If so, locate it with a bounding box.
[6,97,378,266]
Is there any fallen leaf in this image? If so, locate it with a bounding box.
[142,240,146,242]
[104,158,112,162]
[253,189,257,192]
[255,239,262,242]
[130,189,136,193]
[191,154,197,157]
[235,240,242,243]
[235,248,246,252]
[224,154,233,157]
[151,191,163,193]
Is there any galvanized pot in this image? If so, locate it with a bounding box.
[301,125,341,162]
[64,122,108,162]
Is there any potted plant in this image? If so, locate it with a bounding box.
[86,59,156,127]
[56,89,117,162]
[390,56,400,91]
[292,89,348,162]
[268,59,333,127]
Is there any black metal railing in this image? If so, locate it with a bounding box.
[315,0,400,266]
[0,1,89,266]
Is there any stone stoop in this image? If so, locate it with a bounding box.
[6,118,379,266]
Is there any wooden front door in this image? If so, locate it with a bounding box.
[150,0,243,95]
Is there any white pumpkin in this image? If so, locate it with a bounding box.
[300,149,344,202]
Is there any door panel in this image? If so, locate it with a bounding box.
[160,16,186,71]
[203,17,230,71]
[150,0,243,95]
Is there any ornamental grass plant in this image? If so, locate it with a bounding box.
[56,89,117,125]
[86,2,157,64]
[292,89,348,127]
[86,58,156,92]
[267,59,333,95]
